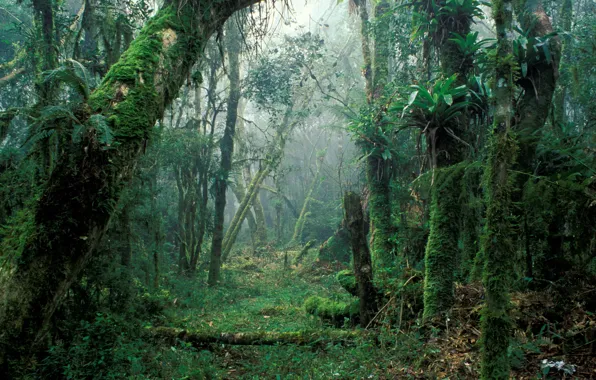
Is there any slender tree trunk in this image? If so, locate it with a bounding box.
[222,166,272,262]
[245,165,267,246]
[231,173,259,247]
[344,192,377,327]
[208,17,243,286]
[291,158,322,245]
[0,0,258,369]
[480,2,516,378]
[553,0,572,131]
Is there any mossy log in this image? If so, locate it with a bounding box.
[304,296,359,327]
[150,327,363,347]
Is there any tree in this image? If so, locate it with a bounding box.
[0,0,259,368]
[209,15,244,286]
[480,0,516,378]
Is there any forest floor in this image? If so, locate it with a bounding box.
[152,249,596,379]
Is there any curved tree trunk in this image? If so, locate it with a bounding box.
[0,0,259,370]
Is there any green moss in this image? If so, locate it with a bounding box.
[480,131,517,380]
[304,296,358,325]
[88,5,202,143]
[336,270,357,296]
[367,156,394,273]
[422,163,467,321]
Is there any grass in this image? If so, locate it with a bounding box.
[156,250,414,379]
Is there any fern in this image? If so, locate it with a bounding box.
[88,115,115,147]
[42,59,91,100]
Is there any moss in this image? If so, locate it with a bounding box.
[422,163,467,321]
[304,296,358,326]
[367,156,395,274]
[336,270,357,296]
[88,6,202,143]
[480,131,517,380]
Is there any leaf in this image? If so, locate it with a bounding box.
[381,149,392,161]
[444,94,453,106]
[408,90,419,107]
[521,62,528,78]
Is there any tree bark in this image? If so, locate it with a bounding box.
[0,0,259,369]
[344,192,377,327]
[208,17,243,286]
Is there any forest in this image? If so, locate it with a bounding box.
[0,0,595,378]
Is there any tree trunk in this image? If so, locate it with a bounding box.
[245,165,267,247]
[514,0,561,166]
[0,0,258,369]
[291,157,322,245]
[344,192,377,327]
[231,173,259,247]
[480,2,516,378]
[421,0,475,321]
[208,17,243,286]
[221,166,272,262]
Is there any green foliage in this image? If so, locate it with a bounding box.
[245,32,325,110]
[336,270,357,296]
[449,32,493,58]
[394,74,470,127]
[42,59,92,100]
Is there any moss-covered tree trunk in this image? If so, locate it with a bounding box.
[512,0,560,278]
[513,0,560,166]
[0,0,258,370]
[222,165,272,262]
[480,2,516,378]
[208,17,243,286]
[357,0,395,274]
[344,192,377,326]
[421,1,473,321]
[231,172,259,247]
[245,165,268,246]
[291,157,322,245]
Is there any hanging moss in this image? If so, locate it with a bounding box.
[422,163,466,321]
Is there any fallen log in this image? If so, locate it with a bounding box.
[150,327,366,347]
